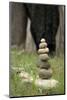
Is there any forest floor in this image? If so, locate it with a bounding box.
[10,48,65,97]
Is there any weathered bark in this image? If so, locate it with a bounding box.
[56,6,65,56]
[10,2,36,51]
[10,2,27,49]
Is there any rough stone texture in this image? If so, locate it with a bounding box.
[39,42,47,49]
[38,68,52,79]
[35,79,59,89]
[37,60,50,69]
[38,48,49,54]
[39,54,49,61]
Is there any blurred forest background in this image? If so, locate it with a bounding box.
[9,2,65,56]
[9,3,65,96]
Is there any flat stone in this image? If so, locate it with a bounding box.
[37,60,50,69]
[41,38,46,43]
[38,68,52,79]
[35,79,59,89]
[38,48,49,54]
[39,54,49,61]
[19,71,33,83]
[39,42,47,48]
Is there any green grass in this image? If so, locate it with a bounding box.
[10,48,65,97]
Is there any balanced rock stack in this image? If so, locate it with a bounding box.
[37,38,52,79]
[35,38,59,88]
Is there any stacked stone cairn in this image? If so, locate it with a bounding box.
[35,38,59,88]
[37,38,52,79]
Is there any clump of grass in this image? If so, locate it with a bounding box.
[10,48,65,97]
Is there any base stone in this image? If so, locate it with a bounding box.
[19,71,33,83]
[35,78,59,89]
[12,68,59,89]
[19,71,59,89]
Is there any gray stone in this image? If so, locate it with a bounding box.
[38,48,49,54]
[37,60,50,69]
[38,68,52,79]
[35,79,59,89]
[39,54,49,61]
[39,42,47,48]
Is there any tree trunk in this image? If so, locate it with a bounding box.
[10,2,27,49]
[56,6,65,56]
[25,19,36,52]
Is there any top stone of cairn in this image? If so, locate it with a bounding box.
[39,38,47,49]
[41,38,46,43]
